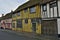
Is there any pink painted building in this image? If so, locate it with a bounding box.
[1,18,12,29]
[0,12,12,29]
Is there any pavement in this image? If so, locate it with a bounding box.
[0,29,59,40]
[0,29,38,40]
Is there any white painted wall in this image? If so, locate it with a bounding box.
[50,8,53,17]
[54,7,57,17]
[58,1,60,17]
[57,19,60,34]
[41,4,50,18]
[47,4,50,17]
[41,5,43,18]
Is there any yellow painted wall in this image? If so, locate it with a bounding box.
[22,19,32,32]
[29,5,41,18]
[17,10,23,19]
[12,21,17,31]
[12,14,17,21]
[16,28,23,32]
[36,23,41,34]
[23,9,29,19]
[36,5,41,18]
[12,4,42,34]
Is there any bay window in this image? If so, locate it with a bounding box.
[50,1,57,17]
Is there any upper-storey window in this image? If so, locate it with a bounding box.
[17,12,20,16]
[24,8,28,13]
[42,4,47,18]
[13,14,16,17]
[30,6,36,13]
[50,1,57,17]
[42,4,47,11]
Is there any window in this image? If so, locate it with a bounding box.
[36,18,41,24]
[31,19,36,23]
[50,2,57,8]
[32,23,36,31]
[42,4,47,11]
[25,19,28,24]
[13,14,16,17]
[17,19,22,28]
[24,8,28,13]
[42,4,48,18]
[12,23,15,28]
[17,12,20,16]
[30,6,36,13]
[50,2,57,17]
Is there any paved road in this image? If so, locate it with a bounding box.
[0,29,37,40]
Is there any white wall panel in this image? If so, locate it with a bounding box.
[57,19,60,34]
[47,4,50,17]
[41,6,43,18]
[58,1,60,17]
[50,8,53,17]
[54,7,57,17]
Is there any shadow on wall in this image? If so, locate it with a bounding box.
[58,34,60,38]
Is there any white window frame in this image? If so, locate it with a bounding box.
[42,4,48,18]
[50,1,57,17]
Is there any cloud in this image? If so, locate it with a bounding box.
[0,0,29,17]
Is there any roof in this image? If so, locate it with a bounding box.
[13,0,56,13]
[41,0,57,4]
[4,12,12,19]
[1,12,12,20]
[14,0,41,13]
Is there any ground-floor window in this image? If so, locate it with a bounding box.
[17,19,22,28]
[12,23,15,28]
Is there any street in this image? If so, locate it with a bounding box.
[0,29,37,40]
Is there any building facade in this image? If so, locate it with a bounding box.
[12,0,42,34]
[12,0,58,36]
[41,0,60,35]
[0,12,12,29]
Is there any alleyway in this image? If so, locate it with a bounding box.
[0,29,37,40]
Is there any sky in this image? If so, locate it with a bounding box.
[0,0,29,17]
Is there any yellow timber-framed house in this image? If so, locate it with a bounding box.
[12,0,58,38]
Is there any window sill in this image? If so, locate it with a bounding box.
[30,12,36,14]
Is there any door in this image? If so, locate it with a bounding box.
[31,19,36,32]
[41,19,57,36]
[32,23,36,32]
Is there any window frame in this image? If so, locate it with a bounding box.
[17,19,22,28]
[30,6,36,13]
[17,12,20,16]
[42,4,47,11]
[13,14,16,17]
[25,19,28,24]
[24,8,28,13]
[42,4,48,18]
[49,1,57,17]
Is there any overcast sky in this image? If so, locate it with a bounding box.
[0,0,29,17]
